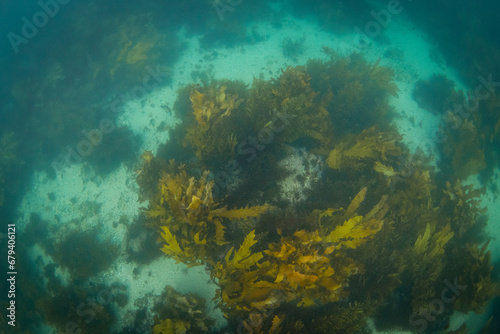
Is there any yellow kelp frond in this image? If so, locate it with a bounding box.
[214,219,228,246]
[326,127,402,171]
[429,224,454,258]
[153,319,190,334]
[152,286,215,333]
[274,264,319,289]
[413,223,431,255]
[364,194,389,221]
[343,187,367,220]
[136,154,175,204]
[409,223,455,312]
[212,204,270,220]
[225,230,263,270]
[159,223,206,267]
[323,216,361,244]
[293,229,322,244]
[144,203,167,219]
[413,223,454,260]
[160,226,185,261]
[263,229,357,307]
[140,157,275,268]
[322,216,384,249]
[190,86,241,127]
[373,161,397,177]
[184,84,243,160]
[190,90,207,126]
[269,315,283,334]
[344,126,400,159]
[326,143,345,170]
[315,187,367,231]
[213,225,357,315]
[316,188,387,247]
[141,149,154,163]
[158,170,214,226]
[213,231,268,313]
[126,41,154,64]
[266,242,297,261]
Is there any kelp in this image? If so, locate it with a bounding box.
[212,188,387,319]
[134,51,498,333]
[240,311,284,334]
[245,66,335,152]
[212,230,267,313]
[412,223,454,261]
[152,286,214,334]
[442,117,487,180]
[153,319,190,334]
[183,83,243,161]
[317,187,388,249]
[452,242,497,313]
[136,151,173,203]
[303,302,368,334]
[438,86,500,183]
[440,180,486,237]
[141,158,269,267]
[213,227,353,315]
[307,51,399,136]
[326,126,402,171]
[212,204,270,221]
[389,168,436,220]
[106,13,180,89]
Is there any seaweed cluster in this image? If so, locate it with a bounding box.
[405,1,500,186]
[138,51,497,333]
[413,72,500,183]
[280,37,306,61]
[439,90,500,183]
[1,0,185,199]
[152,286,215,334]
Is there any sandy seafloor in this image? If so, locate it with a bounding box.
[16,10,500,334]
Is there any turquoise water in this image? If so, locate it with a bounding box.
[1,1,499,333]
